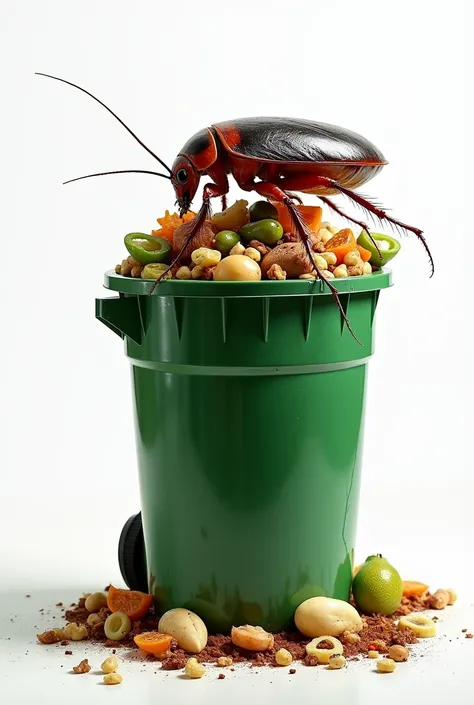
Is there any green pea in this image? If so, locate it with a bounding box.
[239,219,283,245]
[249,200,279,222]
[215,230,240,254]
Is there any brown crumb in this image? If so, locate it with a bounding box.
[73,659,91,674]
[37,629,64,645]
[26,595,31,598]
[65,650,73,655]
[462,629,468,633]
[289,668,296,674]
[218,673,225,680]
[60,640,68,646]
[56,602,63,607]
[304,654,319,666]
[466,634,473,639]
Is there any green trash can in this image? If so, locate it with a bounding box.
[96,270,392,633]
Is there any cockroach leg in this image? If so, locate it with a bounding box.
[318,195,382,261]
[276,173,432,276]
[282,196,362,345]
[239,178,361,343]
[147,196,212,295]
[221,195,228,211]
[331,182,433,276]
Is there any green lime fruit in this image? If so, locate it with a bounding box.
[215,230,240,254]
[352,553,403,616]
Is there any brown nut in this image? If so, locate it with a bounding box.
[388,645,409,662]
[429,590,450,610]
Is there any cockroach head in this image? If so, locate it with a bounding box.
[171,156,200,216]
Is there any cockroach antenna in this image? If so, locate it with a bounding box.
[35,73,172,177]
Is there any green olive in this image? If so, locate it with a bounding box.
[104,611,131,641]
[215,230,240,254]
[239,219,283,245]
[249,200,279,222]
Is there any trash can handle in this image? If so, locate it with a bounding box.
[95,296,144,345]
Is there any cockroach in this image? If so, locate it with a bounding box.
[36,73,432,341]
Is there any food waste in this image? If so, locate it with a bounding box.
[114,199,402,283]
[36,557,469,683]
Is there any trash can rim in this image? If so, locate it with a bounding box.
[103,269,392,297]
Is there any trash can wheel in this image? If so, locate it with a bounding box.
[118,513,148,593]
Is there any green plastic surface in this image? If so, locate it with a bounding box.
[96,270,392,632]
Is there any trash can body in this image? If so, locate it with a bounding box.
[96,271,391,632]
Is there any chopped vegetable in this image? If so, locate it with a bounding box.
[152,210,195,243]
[124,233,171,265]
[133,631,173,655]
[249,200,279,222]
[104,611,132,641]
[272,203,322,233]
[239,219,283,245]
[402,581,429,598]
[325,228,357,264]
[141,263,172,280]
[106,585,153,620]
[356,243,372,262]
[305,636,343,664]
[357,231,401,266]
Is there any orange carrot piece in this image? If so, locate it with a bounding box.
[356,244,372,262]
[151,210,195,243]
[325,229,357,264]
[272,203,322,233]
[107,585,153,621]
[133,631,173,655]
[402,581,429,598]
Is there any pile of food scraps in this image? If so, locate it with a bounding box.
[114,199,401,283]
[36,555,471,684]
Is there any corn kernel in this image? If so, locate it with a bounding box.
[344,249,362,266]
[230,242,246,256]
[328,654,346,669]
[184,657,206,679]
[333,265,348,278]
[275,648,293,666]
[313,254,328,271]
[363,262,372,275]
[244,247,261,262]
[176,265,192,280]
[320,251,337,266]
[368,650,379,659]
[377,658,396,673]
[101,656,119,674]
[103,673,123,685]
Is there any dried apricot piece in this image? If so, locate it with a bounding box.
[402,581,429,598]
[231,624,274,651]
[325,229,357,264]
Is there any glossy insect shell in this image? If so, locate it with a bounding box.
[178,118,388,193]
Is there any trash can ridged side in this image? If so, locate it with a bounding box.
[96,271,392,632]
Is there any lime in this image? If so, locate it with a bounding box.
[215,230,240,255]
[352,554,402,616]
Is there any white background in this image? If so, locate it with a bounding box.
[1,0,471,639]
